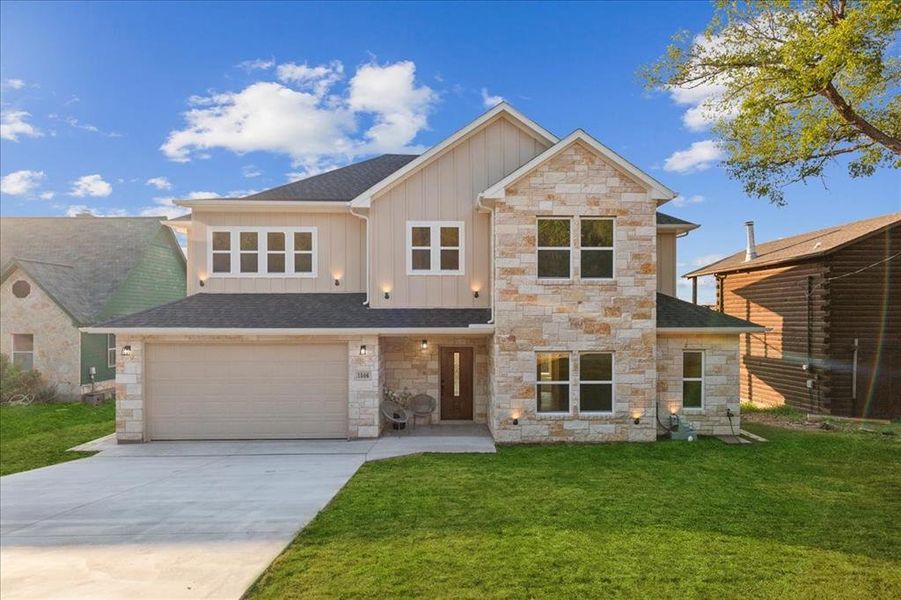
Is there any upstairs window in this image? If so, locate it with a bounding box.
[580,353,613,413]
[294,231,314,274]
[12,334,33,371]
[239,232,259,273]
[267,232,286,274]
[682,351,704,408]
[211,232,231,273]
[406,222,464,275]
[209,228,317,277]
[536,352,570,413]
[537,218,571,279]
[581,219,614,279]
[107,334,116,368]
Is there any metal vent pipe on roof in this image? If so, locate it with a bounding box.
[744,221,758,261]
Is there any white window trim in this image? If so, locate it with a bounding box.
[107,334,116,368]
[207,227,318,278]
[578,352,615,415]
[535,351,572,415]
[536,217,573,282]
[11,333,34,371]
[682,350,705,410]
[405,221,465,276]
[580,217,616,281]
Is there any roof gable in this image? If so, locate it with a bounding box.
[350,102,558,208]
[480,129,676,203]
[685,212,901,277]
[0,217,185,324]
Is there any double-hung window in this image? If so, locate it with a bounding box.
[406,221,463,275]
[536,352,570,413]
[107,334,116,368]
[11,334,33,371]
[682,351,704,408]
[537,218,571,279]
[208,228,317,277]
[581,218,614,279]
[579,353,613,413]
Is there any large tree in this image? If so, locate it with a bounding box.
[643,0,900,204]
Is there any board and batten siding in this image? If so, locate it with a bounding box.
[656,232,677,296]
[369,115,552,308]
[187,211,365,295]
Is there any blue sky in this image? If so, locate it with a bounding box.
[1,1,898,302]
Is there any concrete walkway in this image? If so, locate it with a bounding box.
[0,429,494,599]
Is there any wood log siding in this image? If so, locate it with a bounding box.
[718,222,900,417]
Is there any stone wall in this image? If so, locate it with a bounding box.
[491,140,659,443]
[0,270,82,398]
[113,334,381,443]
[656,333,741,435]
[380,335,490,424]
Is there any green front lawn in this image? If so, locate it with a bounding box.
[249,426,901,599]
[0,400,115,476]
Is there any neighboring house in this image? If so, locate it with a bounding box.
[0,216,186,397]
[685,214,901,419]
[89,103,761,443]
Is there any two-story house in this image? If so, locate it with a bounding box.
[90,104,761,443]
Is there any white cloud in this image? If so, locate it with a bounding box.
[64,204,127,217]
[186,191,220,199]
[39,191,55,200]
[50,114,122,138]
[139,196,184,220]
[1,110,42,141]
[146,176,172,190]
[162,60,437,171]
[241,165,262,178]
[663,140,725,173]
[5,79,25,90]
[69,174,112,197]
[0,170,45,195]
[691,253,726,268]
[480,88,504,108]
[237,58,275,72]
[671,194,705,207]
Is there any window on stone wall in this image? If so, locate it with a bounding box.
[682,351,704,408]
[581,218,614,279]
[536,352,570,412]
[580,352,613,412]
[107,334,116,368]
[537,218,571,279]
[12,334,34,371]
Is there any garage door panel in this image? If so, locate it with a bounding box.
[147,343,348,440]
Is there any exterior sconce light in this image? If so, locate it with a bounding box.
[473,290,480,299]
[384,291,390,300]
[122,345,132,357]
[421,339,428,351]
[633,415,641,425]
[359,345,367,356]
[512,418,519,425]
[199,279,206,287]
[334,278,340,287]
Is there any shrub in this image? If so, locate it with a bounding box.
[0,353,58,404]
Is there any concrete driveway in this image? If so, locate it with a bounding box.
[0,441,371,599]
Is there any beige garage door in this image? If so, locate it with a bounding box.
[146,343,348,440]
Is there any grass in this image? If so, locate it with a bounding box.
[740,401,806,417]
[248,425,901,599]
[0,400,115,476]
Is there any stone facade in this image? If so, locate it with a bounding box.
[113,334,382,443]
[490,140,659,443]
[656,333,741,435]
[0,270,82,398]
[381,335,490,424]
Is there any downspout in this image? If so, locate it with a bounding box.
[349,205,370,306]
[476,193,495,324]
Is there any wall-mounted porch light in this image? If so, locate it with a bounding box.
[384,291,390,300]
[473,290,480,299]
[420,339,428,351]
[121,345,132,357]
[359,345,367,356]
[334,278,341,287]
[199,279,206,287]
[632,411,642,425]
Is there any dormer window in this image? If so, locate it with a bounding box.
[208,227,317,277]
[406,221,464,275]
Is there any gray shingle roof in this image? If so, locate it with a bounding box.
[0,216,181,324]
[96,293,492,329]
[243,154,419,202]
[657,293,762,329]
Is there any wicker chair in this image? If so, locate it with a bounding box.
[380,400,411,432]
[410,393,437,427]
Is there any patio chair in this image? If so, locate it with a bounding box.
[410,393,437,427]
[380,400,411,432]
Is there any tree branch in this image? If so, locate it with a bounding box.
[820,82,901,154]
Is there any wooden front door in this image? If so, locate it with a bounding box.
[440,347,473,420]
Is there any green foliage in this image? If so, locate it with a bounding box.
[248,426,901,598]
[740,401,805,417]
[643,0,901,204]
[0,352,57,404]
[0,400,115,475]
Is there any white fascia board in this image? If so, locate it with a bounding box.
[656,326,766,335]
[350,102,559,208]
[81,325,495,336]
[161,220,192,233]
[656,223,700,234]
[480,129,677,202]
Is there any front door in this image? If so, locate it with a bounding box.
[440,347,473,420]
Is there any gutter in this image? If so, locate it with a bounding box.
[656,326,766,335]
[476,193,495,324]
[348,206,370,306]
[81,325,495,336]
